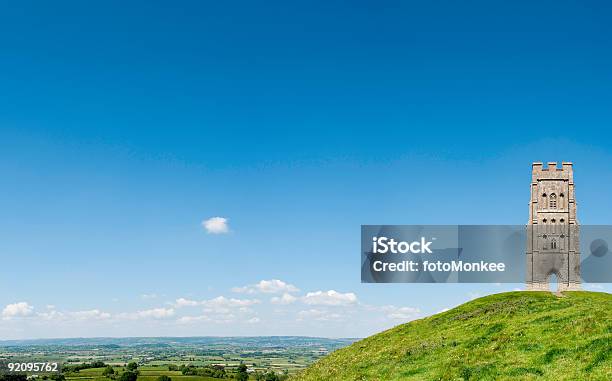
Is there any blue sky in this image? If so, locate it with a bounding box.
[1,1,611,339]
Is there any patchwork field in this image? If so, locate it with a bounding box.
[65,366,221,381]
[0,337,357,380]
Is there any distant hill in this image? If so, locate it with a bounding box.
[0,336,357,348]
[293,291,611,381]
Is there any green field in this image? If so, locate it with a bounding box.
[0,336,356,380]
[65,366,221,381]
[292,291,612,381]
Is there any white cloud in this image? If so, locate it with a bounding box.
[178,311,259,325]
[174,296,260,325]
[360,303,421,322]
[37,310,65,320]
[382,306,421,320]
[202,217,229,234]
[201,296,260,310]
[0,282,429,338]
[128,308,175,320]
[141,293,158,300]
[303,290,357,306]
[31,306,174,322]
[74,307,176,321]
[297,309,344,322]
[174,297,200,308]
[173,296,260,326]
[2,302,34,319]
[232,279,299,294]
[174,296,260,312]
[177,315,211,324]
[33,308,112,322]
[270,293,297,305]
[70,309,111,320]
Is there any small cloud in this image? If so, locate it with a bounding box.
[232,279,299,294]
[174,296,260,311]
[177,301,258,325]
[2,302,34,319]
[134,308,174,319]
[303,290,357,306]
[174,297,200,308]
[115,308,175,320]
[70,309,111,320]
[37,310,65,321]
[377,305,421,321]
[178,313,240,325]
[141,293,158,300]
[177,315,211,324]
[297,309,344,322]
[202,217,229,234]
[270,293,297,305]
[34,308,111,322]
[201,296,260,310]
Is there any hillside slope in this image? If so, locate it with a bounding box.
[293,291,611,381]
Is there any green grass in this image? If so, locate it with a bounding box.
[292,291,612,381]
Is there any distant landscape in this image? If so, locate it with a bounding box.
[0,337,357,381]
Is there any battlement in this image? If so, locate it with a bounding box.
[532,161,573,181]
[532,161,572,171]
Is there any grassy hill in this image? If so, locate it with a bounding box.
[292,291,611,381]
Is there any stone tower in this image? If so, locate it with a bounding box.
[526,162,581,291]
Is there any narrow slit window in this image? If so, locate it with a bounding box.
[549,193,557,209]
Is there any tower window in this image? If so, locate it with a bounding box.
[543,218,547,223]
[551,219,556,223]
[551,239,557,249]
[560,218,565,223]
[549,193,557,208]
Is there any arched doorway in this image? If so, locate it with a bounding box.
[548,273,559,293]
